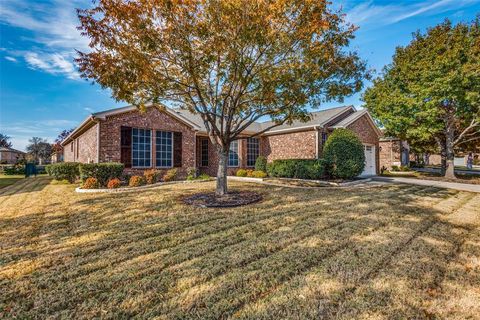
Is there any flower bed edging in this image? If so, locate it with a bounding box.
[228,175,372,188]
[75,178,215,193]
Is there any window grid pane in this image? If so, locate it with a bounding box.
[132,128,151,168]
[156,131,173,167]
[201,139,209,167]
[228,140,239,167]
[247,138,259,167]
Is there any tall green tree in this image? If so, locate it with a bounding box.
[364,19,480,178]
[26,137,52,165]
[76,0,367,195]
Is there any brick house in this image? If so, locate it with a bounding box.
[0,146,26,164]
[61,105,382,177]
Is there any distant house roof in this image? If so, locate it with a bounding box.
[0,146,26,154]
[62,104,380,145]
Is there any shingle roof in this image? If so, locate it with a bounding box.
[0,146,25,154]
[173,105,354,133]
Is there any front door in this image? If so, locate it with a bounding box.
[361,144,376,176]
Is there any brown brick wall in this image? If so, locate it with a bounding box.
[346,114,380,174]
[99,107,195,177]
[379,140,402,169]
[63,123,98,163]
[261,130,317,162]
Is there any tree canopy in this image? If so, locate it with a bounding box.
[363,19,480,177]
[77,0,368,194]
[26,137,52,164]
[0,133,13,148]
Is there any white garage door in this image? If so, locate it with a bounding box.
[361,145,376,176]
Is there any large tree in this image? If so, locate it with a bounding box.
[0,133,13,148]
[26,137,52,164]
[52,129,74,153]
[364,19,480,178]
[77,0,367,195]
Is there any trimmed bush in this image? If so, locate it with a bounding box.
[4,165,25,175]
[107,178,122,189]
[255,156,267,172]
[144,169,162,184]
[83,177,99,189]
[197,173,210,180]
[252,170,267,178]
[163,168,177,182]
[79,162,124,186]
[267,159,326,180]
[129,175,145,187]
[186,167,198,180]
[45,162,80,183]
[236,169,248,177]
[323,129,365,179]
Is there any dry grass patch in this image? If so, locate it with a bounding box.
[0,176,479,319]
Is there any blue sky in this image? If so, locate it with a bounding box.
[1,0,479,151]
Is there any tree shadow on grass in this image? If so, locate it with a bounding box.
[0,182,475,319]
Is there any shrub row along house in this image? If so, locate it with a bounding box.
[61,105,382,178]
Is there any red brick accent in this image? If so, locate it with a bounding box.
[261,130,317,162]
[99,107,196,177]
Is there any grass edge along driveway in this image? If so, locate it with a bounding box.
[0,176,479,319]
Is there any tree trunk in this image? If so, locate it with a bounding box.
[216,148,229,196]
[444,125,456,179]
[435,136,447,175]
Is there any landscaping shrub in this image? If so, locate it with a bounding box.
[3,165,25,175]
[107,178,122,189]
[129,175,145,187]
[186,167,198,181]
[163,168,177,182]
[79,162,124,186]
[391,165,400,172]
[83,177,99,189]
[144,169,162,184]
[45,162,79,182]
[255,156,267,172]
[267,159,326,180]
[197,173,210,180]
[252,170,267,178]
[236,169,248,177]
[323,129,365,179]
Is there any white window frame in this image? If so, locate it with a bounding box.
[155,130,174,168]
[132,128,152,168]
[228,140,239,167]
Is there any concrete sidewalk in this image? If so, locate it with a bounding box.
[373,176,480,193]
[414,167,480,176]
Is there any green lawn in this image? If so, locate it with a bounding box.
[0,174,24,189]
[1,177,479,319]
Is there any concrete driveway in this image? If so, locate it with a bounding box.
[373,176,480,193]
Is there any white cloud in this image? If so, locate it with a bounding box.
[4,56,17,62]
[2,119,77,151]
[345,0,478,28]
[0,0,91,80]
[24,52,80,79]
[84,107,94,113]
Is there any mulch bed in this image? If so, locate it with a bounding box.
[182,191,262,207]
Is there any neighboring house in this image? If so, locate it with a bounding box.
[61,105,382,177]
[0,146,26,164]
[51,150,64,163]
[379,137,411,169]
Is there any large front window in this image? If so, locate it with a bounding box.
[228,140,239,167]
[247,137,259,167]
[156,131,173,167]
[132,128,151,168]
